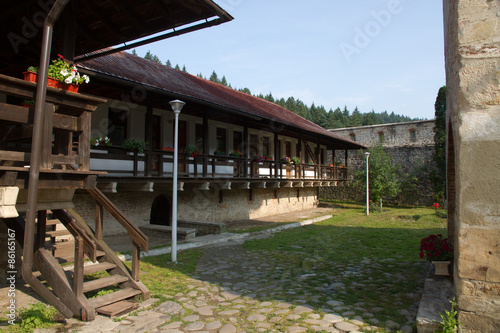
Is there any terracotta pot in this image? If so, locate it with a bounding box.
[23,71,37,82]
[56,81,79,92]
[23,72,79,92]
[432,261,451,276]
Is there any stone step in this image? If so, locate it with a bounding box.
[139,224,196,240]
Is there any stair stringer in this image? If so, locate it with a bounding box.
[34,248,95,321]
[62,208,150,299]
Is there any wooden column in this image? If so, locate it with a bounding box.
[243,123,249,178]
[274,131,279,178]
[145,104,153,177]
[344,150,348,169]
[203,113,209,177]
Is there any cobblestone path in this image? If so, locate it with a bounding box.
[57,241,424,333]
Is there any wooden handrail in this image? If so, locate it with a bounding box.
[86,187,149,252]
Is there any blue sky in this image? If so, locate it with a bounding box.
[132,0,445,120]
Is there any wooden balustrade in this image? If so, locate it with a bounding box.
[89,146,348,181]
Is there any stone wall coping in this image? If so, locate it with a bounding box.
[328,119,435,132]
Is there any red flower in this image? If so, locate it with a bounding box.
[419,234,453,261]
[432,203,440,209]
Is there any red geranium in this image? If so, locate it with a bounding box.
[419,234,453,261]
[432,203,440,209]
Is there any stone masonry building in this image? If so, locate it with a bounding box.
[322,120,436,205]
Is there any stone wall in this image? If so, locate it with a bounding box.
[322,120,436,206]
[443,0,500,331]
[73,186,318,236]
[329,120,435,148]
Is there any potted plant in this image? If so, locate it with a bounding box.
[91,136,112,147]
[419,234,453,276]
[213,149,226,156]
[24,54,90,92]
[291,156,302,165]
[122,138,148,154]
[182,146,201,157]
[229,150,242,157]
[252,154,265,162]
[281,156,292,164]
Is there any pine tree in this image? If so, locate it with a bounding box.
[144,50,162,64]
[430,86,447,201]
[165,59,172,68]
[209,71,220,83]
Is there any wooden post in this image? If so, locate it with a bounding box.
[78,111,91,171]
[95,202,103,240]
[145,105,153,177]
[274,132,279,178]
[41,103,55,169]
[36,210,47,249]
[131,241,140,281]
[203,113,209,177]
[243,124,248,178]
[73,236,84,298]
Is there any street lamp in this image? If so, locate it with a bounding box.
[169,99,185,262]
[364,152,370,216]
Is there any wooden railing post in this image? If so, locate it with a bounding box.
[41,103,55,169]
[36,210,47,249]
[131,242,140,281]
[73,236,84,298]
[95,201,104,240]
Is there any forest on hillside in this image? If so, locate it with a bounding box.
[135,50,421,129]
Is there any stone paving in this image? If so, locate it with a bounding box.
[44,240,422,333]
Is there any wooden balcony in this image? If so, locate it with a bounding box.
[89,146,348,183]
[0,74,106,188]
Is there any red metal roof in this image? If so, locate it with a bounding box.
[79,52,365,149]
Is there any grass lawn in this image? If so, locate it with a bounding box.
[242,200,448,325]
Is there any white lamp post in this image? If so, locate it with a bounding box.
[169,99,185,262]
[364,152,370,216]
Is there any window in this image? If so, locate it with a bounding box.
[262,136,270,157]
[216,128,226,153]
[378,131,384,142]
[410,129,417,142]
[195,124,204,151]
[250,134,259,156]
[108,108,128,146]
[233,131,242,152]
[285,141,291,157]
[349,133,356,141]
[176,120,187,150]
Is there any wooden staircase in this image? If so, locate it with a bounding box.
[3,204,149,320]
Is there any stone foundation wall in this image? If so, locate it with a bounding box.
[73,186,318,236]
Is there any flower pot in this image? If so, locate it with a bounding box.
[23,71,37,82]
[57,81,79,92]
[22,72,79,92]
[432,261,451,276]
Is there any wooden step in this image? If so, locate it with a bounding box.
[55,249,105,264]
[46,219,61,226]
[83,275,129,293]
[46,230,71,237]
[64,262,117,276]
[96,300,139,318]
[89,288,142,309]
